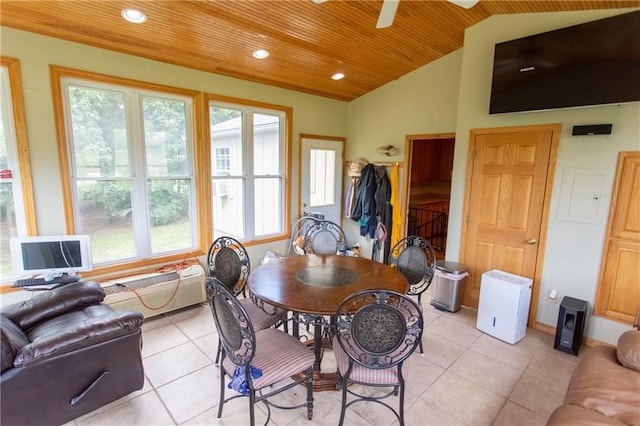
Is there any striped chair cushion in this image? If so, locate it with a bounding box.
[239,299,286,331]
[333,336,409,385]
[222,328,314,391]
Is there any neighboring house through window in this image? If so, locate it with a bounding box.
[0,57,36,278]
[208,95,290,242]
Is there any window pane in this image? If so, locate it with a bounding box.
[212,178,245,239]
[0,64,24,276]
[253,113,280,175]
[68,86,129,178]
[309,148,335,207]
[148,179,193,253]
[76,180,135,263]
[0,182,16,275]
[211,106,242,177]
[144,97,189,176]
[254,177,281,236]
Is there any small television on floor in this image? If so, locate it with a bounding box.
[10,235,93,276]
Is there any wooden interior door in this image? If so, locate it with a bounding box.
[595,151,640,324]
[460,124,559,324]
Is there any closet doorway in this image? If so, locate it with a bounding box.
[405,133,455,260]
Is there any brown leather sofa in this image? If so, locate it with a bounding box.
[547,309,640,426]
[0,281,144,426]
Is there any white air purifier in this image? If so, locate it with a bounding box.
[476,269,532,344]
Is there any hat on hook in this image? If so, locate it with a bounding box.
[348,157,368,177]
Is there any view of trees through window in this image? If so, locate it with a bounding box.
[65,81,196,265]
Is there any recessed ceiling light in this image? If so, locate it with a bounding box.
[252,49,269,59]
[121,8,147,24]
[332,73,345,80]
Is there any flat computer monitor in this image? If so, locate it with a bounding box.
[9,235,93,276]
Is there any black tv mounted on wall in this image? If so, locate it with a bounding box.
[489,10,640,114]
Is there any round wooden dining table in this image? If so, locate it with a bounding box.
[248,254,409,391]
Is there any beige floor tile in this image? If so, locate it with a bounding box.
[468,333,536,371]
[156,364,221,424]
[77,391,175,425]
[422,371,505,425]
[404,394,474,426]
[493,401,547,426]
[509,373,567,418]
[421,331,467,369]
[404,353,446,397]
[192,331,220,362]
[168,304,216,340]
[78,302,573,426]
[185,393,270,425]
[449,349,523,397]
[425,315,483,348]
[144,341,212,387]
[525,350,578,390]
[141,322,190,357]
[141,314,171,332]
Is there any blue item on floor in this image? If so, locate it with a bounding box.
[228,365,262,395]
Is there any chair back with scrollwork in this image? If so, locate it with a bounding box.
[333,289,423,426]
[303,220,346,255]
[335,289,422,371]
[388,235,436,298]
[207,236,250,296]
[206,278,255,369]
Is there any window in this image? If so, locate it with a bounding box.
[52,67,203,270]
[208,96,290,241]
[309,148,336,207]
[0,57,36,277]
[215,147,230,175]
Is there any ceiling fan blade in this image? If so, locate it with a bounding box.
[376,0,400,29]
[448,0,479,9]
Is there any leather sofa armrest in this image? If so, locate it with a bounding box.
[1,281,105,330]
[13,310,143,367]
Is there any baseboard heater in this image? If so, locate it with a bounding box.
[101,265,207,318]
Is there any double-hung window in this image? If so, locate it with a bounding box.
[208,96,290,242]
[0,57,36,277]
[53,67,201,269]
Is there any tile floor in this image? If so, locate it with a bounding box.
[70,289,585,426]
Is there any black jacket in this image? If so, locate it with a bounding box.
[351,164,377,238]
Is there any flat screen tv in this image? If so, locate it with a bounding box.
[9,235,93,276]
[489,10,640,114]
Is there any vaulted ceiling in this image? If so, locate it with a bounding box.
[2,1,638,101]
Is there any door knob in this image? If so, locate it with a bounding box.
[527,238,537,245]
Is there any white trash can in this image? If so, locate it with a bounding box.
[430,260,469,312]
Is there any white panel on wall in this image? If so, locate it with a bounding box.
[557,168,613,225]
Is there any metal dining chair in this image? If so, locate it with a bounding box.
[207,236,288,364]
[333,289,423,426]
[302,219,347,255]
[387,235,436,354]
[206,278,314,426]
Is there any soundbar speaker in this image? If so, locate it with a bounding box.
[572,124,612,136]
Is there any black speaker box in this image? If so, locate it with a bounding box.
[554,296,588,355]
[572,124,612,136]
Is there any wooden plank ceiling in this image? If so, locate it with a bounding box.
[2,0,638,101]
